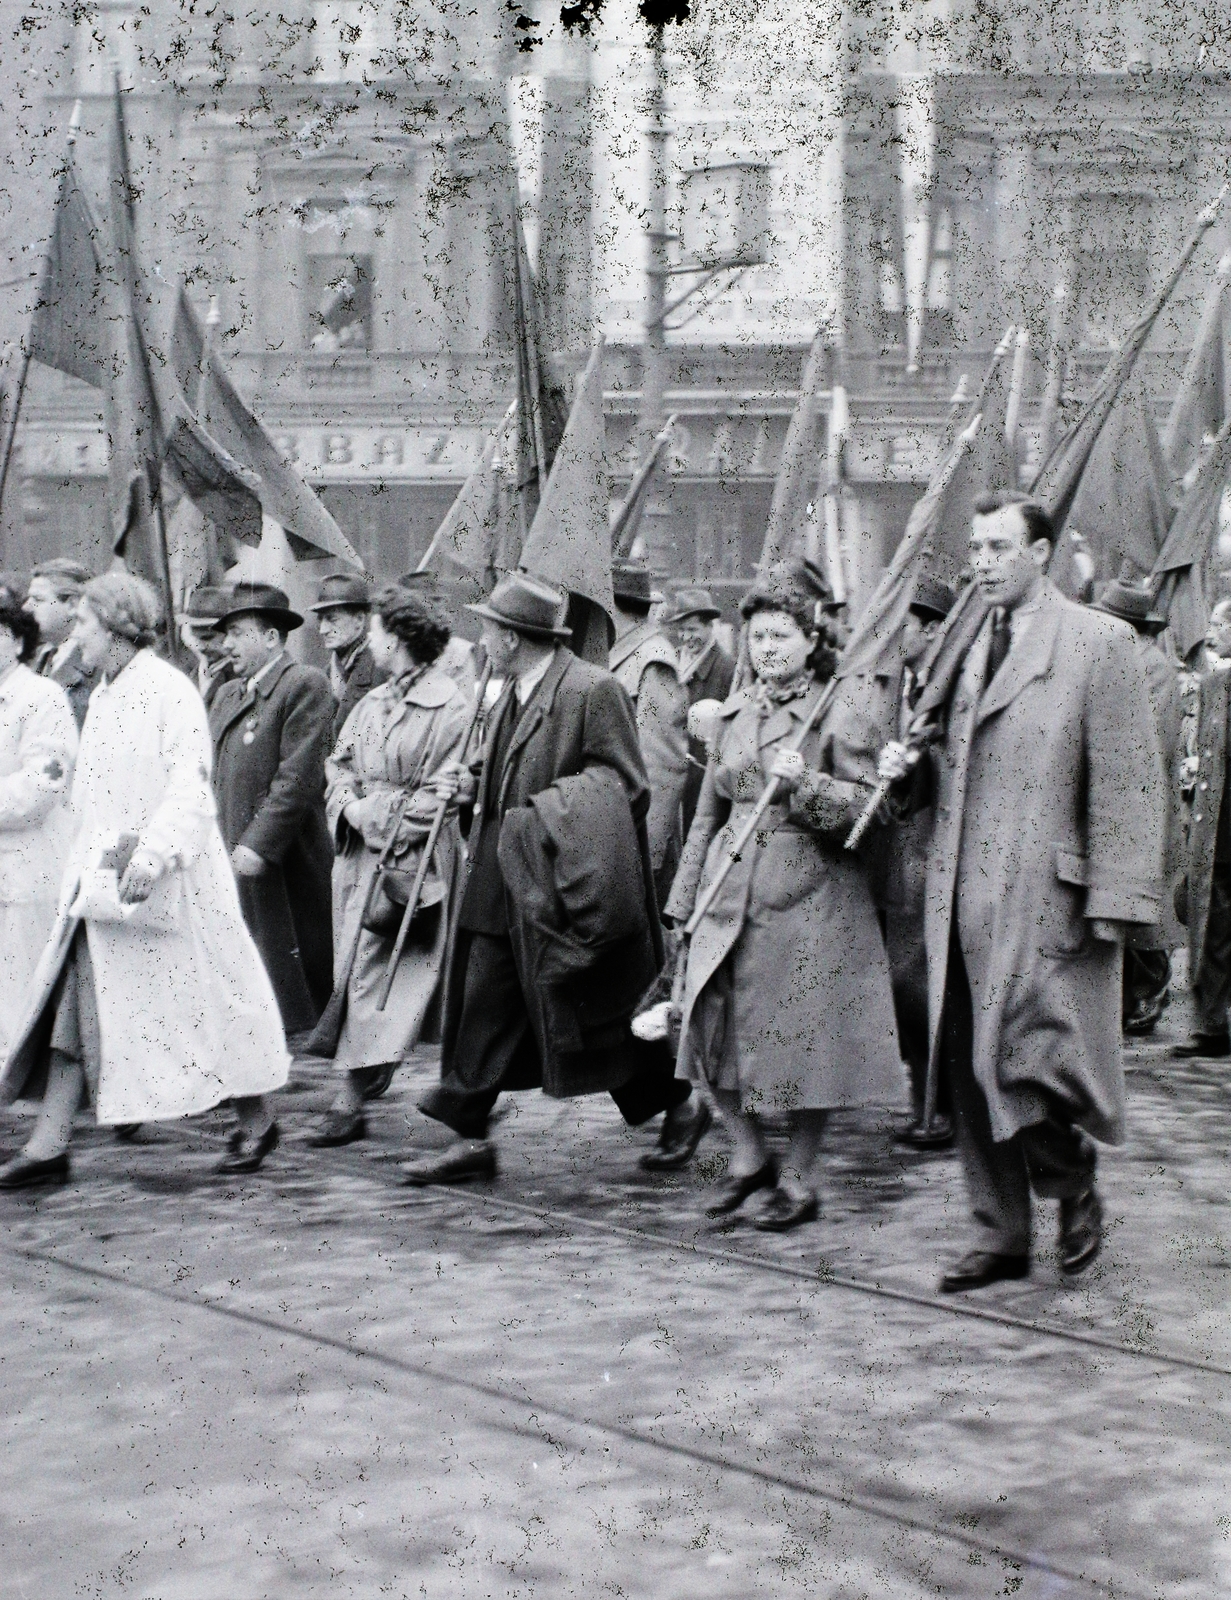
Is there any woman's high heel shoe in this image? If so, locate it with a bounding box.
[705,1160,777,1217]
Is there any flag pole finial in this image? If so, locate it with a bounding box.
[67,100,82,145]
[1198,182,1229,229]
[206,296,221,328]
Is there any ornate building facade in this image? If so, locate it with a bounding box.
[1,0,1229,614]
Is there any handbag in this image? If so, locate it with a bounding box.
[362,847,445,939]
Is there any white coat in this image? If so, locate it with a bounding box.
[1,650,288,1123]
[0,664,77,1056]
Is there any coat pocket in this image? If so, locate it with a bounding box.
[1041,845,1089,958]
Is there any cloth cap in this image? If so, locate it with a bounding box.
[218,582,303,632]
[668,587,721,623]
[311,572,372,613]
[465,572,571,640]
[182,585,231,626]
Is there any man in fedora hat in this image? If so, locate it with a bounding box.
[211,583,335,1041]
[25,557,98,728]
[609,560,689,902]
[178,585,235,709]
[1090,579,1184,1040]
[668,587,735,836]
[311,572,387,743]
[404,570,709,1186]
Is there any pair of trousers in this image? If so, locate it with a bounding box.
[941,930,1096,1255]
[420,931,691,1140]
[1194,862,1231,1035]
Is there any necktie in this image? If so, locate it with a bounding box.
[987,606,1011,681]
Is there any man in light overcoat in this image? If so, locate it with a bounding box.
[880,493,1165,1292]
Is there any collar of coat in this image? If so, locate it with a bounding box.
[677,636,716,687]
[972,577,1065,726]
[390,666,456,710]
[489,648,569,781]
[717,678,826,748]
[247,652,296,700]
[609,619,678,676]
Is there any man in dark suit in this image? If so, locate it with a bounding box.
[24,557,98,728]
[211,583,335,1040]
[405,572,709,1186]
[668,587,736,836]
[311,572,386,743]
[1174,597,1231,1057]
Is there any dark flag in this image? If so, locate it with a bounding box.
[415,402,517,585]
[1153,419,1231,659]
[1030,186,1228,535]
[610,413,676,559]
[1163,252,1231,483]
[27,150,110,388]
[509,191,567,546]
[758,332,827,569]
[926,328,1018,583]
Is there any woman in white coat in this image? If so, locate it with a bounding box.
[0,572,290,1187]
[0,589,77,1058]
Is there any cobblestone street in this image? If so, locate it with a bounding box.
[1,1021,1229,1600]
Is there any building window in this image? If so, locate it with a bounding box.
[307,255,373,351]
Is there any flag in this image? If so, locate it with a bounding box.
[758,332,827,569]
[416,402,517,582]
[610,413,676,559]
[1153,419,1231,658]
[519,338,615,627]
[510,192,567,542]
[1031,185,1228,534]
[836,413,982,684]
[170,287,361,566]
[1163,251,1231,481]
[1050,375,1171,595]
[27,149,110,387]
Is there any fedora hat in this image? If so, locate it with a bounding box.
[1091,578,1166,635]
[311,572,372,613]
[612,560,653,608]
[668,587,721,624]
[465,572,571,640]
[218,582,303,632]
[909,575,958,623]
[180,585,231,627]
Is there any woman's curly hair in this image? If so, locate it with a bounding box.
[738,560,841,682]
[372,584,451,666]
[0,592,39,663]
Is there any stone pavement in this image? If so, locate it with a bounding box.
[0,1015,1229,1599]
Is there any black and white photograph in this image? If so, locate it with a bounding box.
[0,0,1226,1593]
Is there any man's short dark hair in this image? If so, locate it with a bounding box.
[972,491,1054,549]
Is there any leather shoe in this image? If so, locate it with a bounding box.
[639,1096,712,1171]
[0,1150,70,1189]
[1171,1032,1231,1059]
[306,1109,367,1147]
[361,1063,398,1101]
[216,1121,279,1175]
[113,1123,143,1143]
[753,1186,819,1232]
[894,1115,954,1150]
[939,1250,1030,1293]
[400,1140,497,1187]
[705,1160,777,1217]
[1059,1187,1103,1275]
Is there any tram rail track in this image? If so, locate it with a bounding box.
[8,1239,1158,1600]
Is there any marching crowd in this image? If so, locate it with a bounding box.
[0,486,1215,1291]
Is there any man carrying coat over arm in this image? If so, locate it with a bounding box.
[404,572,710,1186]
[211,584,335,1041]
[879,492,1165,1293]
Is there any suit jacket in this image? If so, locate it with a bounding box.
[679,639,736,834]
[922,580,1164,1145]
[610,621,688,874]
[210,655,335,1033]
[1186,664,1231,975]
[332,642,387,745]
[35,641,98,731]
[440,648,663,1098]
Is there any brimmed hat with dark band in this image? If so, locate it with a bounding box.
[612,560,653,608]
[218,582,303,632]
[1092,578,1167,635]
[465,572,571,640]
[181,586,231,628]
[909,575,958,623]
[310,573,372,614]
[668,587,721,623]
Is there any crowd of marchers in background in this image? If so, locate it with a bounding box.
[0,492,1212,1294]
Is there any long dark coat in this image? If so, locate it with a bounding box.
[1185,664,1231,978]
[210,655,335,1034]
[680,639,736,833]
[439,648,663,1099]
[665,682,902,1111]
[332,642,387,745]
[923,581,1164,1145]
